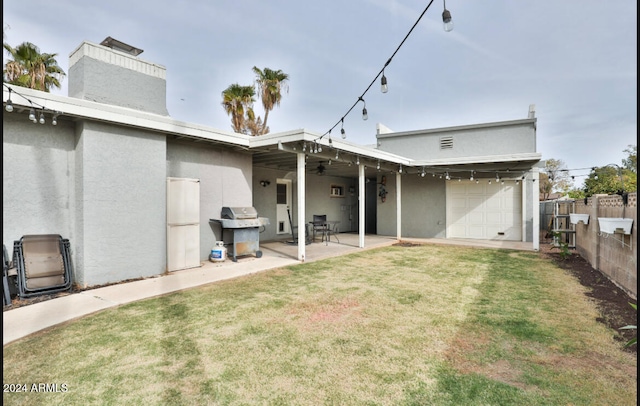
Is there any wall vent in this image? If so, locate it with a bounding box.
[439,136,454,150]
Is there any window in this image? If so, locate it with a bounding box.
[330,184,345,197]
[277,183,287,204]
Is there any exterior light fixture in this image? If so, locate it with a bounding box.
[470,171,474,181]
[398,164,403,174]
[442,0,454,32]
[381,72,388,93]
[29,107,36,122]
[39,111,46,124]
[376,160,381,170]
[52,114,58,126]
[341,118,346,139]
[445,172,451,181]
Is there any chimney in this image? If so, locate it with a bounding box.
[67,37,169,116]
[528,104,536,118]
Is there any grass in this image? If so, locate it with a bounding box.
[3,244,637,405]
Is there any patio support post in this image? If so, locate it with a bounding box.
[297,152,306,261]
[358,163,365,248]
[396,172,402,240]
[521,173,527,243]
[532,167,540,251]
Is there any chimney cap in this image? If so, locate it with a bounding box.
[99,37,143,56]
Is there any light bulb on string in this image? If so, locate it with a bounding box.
[5,88,14,112]
[381,71,388,93]
[442,0,454,32]
[360,97,368,120]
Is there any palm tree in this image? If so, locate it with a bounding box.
[3,41,65,92]
[252,67,289,135]
[221,83,256,134]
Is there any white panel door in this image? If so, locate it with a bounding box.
[276,179,292,235]
[167,178,200,271]
[447,181,522,240]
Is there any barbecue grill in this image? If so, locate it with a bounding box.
[210,207,269,262]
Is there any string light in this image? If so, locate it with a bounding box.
[3,84,62,126]
[317,0,438,141]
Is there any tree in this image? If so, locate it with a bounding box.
[583,165,637,196]
[3,41,65,92]
[251,66,289,135]
[221,83,256,134]
[540,159,572,200]
[622,144,637,173]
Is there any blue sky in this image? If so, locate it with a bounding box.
[3,0,637,185]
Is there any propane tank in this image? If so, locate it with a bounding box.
[210,241,227,262]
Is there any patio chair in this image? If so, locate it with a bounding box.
[13,234,73,298]
[324,222,340,245]
[312,214,327,242]
[285,208,311,245]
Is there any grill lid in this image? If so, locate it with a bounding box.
[221,207,258,220]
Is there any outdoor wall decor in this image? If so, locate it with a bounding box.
[569,213,590,225]
[597,217,634,235]
[378,176,388,202]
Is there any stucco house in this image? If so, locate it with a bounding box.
[2,38,541,288]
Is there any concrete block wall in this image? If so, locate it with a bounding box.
[574,193,637,299]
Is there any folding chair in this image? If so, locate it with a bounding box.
[3,244,16,306]
[13,234,73,298]
[312,214,327,242]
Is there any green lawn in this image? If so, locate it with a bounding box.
[3,244,637,405]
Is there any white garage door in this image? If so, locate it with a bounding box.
[446,181,522,240]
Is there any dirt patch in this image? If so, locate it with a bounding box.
[538,240,637,354]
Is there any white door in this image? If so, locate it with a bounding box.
[276,179,292,235]
[447,181,522,240]
[167,177,201,271]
